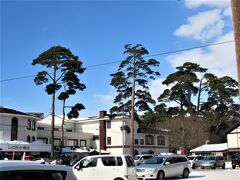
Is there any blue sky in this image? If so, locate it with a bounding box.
[1,0,237,117]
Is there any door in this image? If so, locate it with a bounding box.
[73,156,98,180]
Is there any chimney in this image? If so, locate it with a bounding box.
[99,111,107,151]
[99,110,107,118]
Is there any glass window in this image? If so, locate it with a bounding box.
[79,157,97,168]
[27,135,31,142]
[106,120,111,129]
[145,135,154,145]
[37,127,44,130]
[32,136,35,142]
[0,170,67,180]
[67,139,78,147]
[80,140,87,147]
[101,156,116,166]
[125,156,135,167]
[140,139,144,145]
[107,137,111,145]
[37,138,48,144]
[11,117,18,141]
[32,120,36,131]
[134,139,139,145]
[157,136,165,145]
[54,139,61,146]
[27,119,31,130]
[116,157,123,166]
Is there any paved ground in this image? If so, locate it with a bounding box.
[168,168,240,180]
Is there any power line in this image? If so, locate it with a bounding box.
[0,40,234,83]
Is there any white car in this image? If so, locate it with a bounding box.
[136,155,191,180]
[134,154,154,166]
[0,160,78,180]
[187,155,204,169]
[73,154,136,180]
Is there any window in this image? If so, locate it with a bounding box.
[78,157,98,168]
[106,120,111,129]
[0,170,67,180]
[67,139,78,147]
[66,129,72,132]
[157,136,165,145]
[53,139,61,146]
[11,117,18,141]
[107,137,111,145]
[140,139,144,145]
[27,135,31,142]
[37,138,48,144]
[101,156,117,166]
[37,127,44,130]
[27,119,31,130]
[80,140,87,147]
[145,135,154,145]
[116,157,123,166]
[134,139,139,145]
[32,120,36,131]
[32,136,35,142]
[54,128,59,131]
[125,156,135,167]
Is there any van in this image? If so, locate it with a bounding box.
[136,155,191,180]
[0,160,78,180]
[73,154,136,180]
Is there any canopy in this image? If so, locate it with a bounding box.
[190,143,227,153]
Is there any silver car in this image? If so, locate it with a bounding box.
[201,156,225,169]
[187,155,204,169]
[136,155,191,180]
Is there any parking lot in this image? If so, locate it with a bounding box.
[171,169,240,180]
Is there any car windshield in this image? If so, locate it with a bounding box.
[188,156,194,160]
[143,157,164,164]
[205,156,216,160]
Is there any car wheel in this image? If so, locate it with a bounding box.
[232,165,236,169]
[192,163,196,169]
[157,171,164,180]
[212,164,216,169]
[222,163,225,169]
[182,169,189,179]
[201,166,205,169]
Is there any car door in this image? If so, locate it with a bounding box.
[73,156,98,180]
[163,157,175,177]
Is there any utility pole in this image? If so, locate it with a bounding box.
[130,58,136,157]
[231,0,240,95]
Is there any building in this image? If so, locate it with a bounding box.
[38,110,170,155]
[0,107,50,159]
[1,107,170,157]
[226,121,240,153]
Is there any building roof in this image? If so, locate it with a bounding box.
[190,143,228,153]
[0,107,30,116]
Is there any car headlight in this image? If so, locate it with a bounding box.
[146,169,155,173]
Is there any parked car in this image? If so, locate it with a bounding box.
[73,154,136,180]
[56,154,72,166]
[136,155,191,180]
[134,154,155,166]
[231,154,240,169]
[0,160,78,180]
[201,156,225,169]
[187,155,204,169]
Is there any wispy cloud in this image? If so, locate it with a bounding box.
[168,31,237,79]
[184,0,230,9]
[175,9,225,42]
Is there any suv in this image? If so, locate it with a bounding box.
[201,156,225,169]
[136,155,191,180]
[73,154,136,180]
[0,160,77,180]
[232,154,240,169]
[187,155,204,169]
[134,154,154,166]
